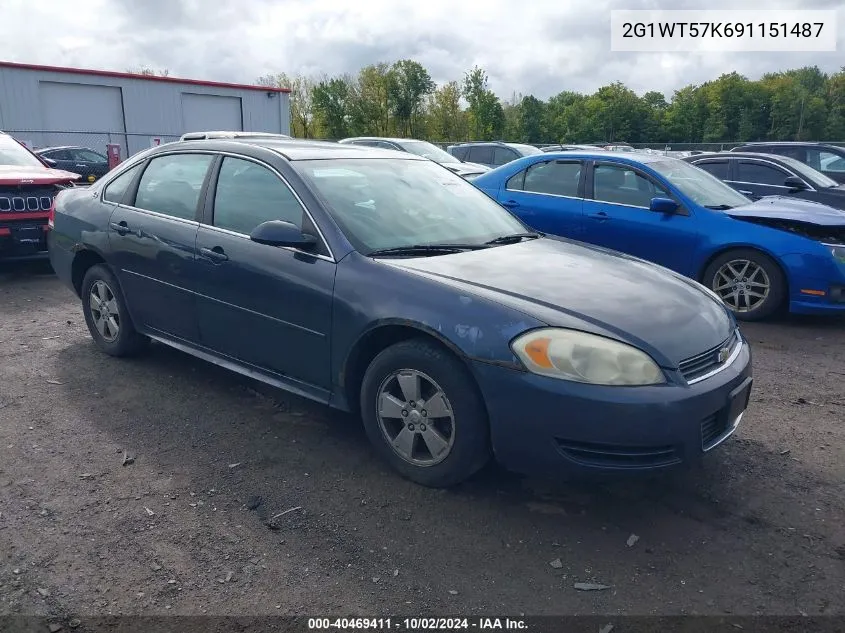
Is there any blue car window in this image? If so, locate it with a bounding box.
[523,161,581,197]
[593,164,669,208]
[213,157,304,235]
[506,170,526,191]
[134,153,213,220]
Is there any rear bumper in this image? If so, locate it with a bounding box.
[471,340,753,480]
[0,214,50,260]
[46,231,77,291]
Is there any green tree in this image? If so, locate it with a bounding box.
[462,66,505,140]
[386,60,435,136]
[426,81,466,141]
[257,72,316,138]
[518,95,544,143]
[312,76,352,139]
[347,63,392,136]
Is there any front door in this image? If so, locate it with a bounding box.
[495,158,585,238]
[106,152,214,343]
[581,161,700,274]
[729,159,794,199]
[193,155,336,391]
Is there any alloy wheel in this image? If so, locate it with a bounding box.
[712,259,771,312]
[89,280,120,342]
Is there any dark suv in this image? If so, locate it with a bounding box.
[447,142,542,169]
[731,142,845,184]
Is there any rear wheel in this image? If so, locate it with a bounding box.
[81,264,147,356]
[702,249,786,321]
[359,339,491,488]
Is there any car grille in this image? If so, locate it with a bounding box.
[554,438,681,469]
[0,186,57,213]
[678,330,741,384]
[700,413,731,451]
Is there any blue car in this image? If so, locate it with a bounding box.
[48,137,751,487]
[472,152,845,320]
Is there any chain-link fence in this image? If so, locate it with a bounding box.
[4,130,182,164]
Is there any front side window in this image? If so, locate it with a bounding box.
[134,153,213,220]
[103,163,143,204]
[648,159,751,209]
[694,160,729,180]
[523,160,582,197]
[492,147,517,166]
[295,158,527,254]
[736,161,789,186]
[73,149,107,163]
[213,157,303,234]
[809,149,845,174]
[468,146,494,164]
[592,164,669,207]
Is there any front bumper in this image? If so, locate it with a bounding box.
[0,214,50,260]
[472,340,753,479]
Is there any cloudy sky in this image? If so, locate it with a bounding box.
[1,0,843,99]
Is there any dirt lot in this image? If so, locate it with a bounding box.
[1,261,844,619]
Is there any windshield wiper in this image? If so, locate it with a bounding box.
[368,243,490,257]
[704,204,735,210]
[484,232,543,245]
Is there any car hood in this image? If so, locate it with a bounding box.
[384,238,734,367]
[0,165,81,186]
[726,196,845,226]
[441,161,490,176]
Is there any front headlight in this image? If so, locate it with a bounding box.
[826,243,845,265]
[510,328,666,386]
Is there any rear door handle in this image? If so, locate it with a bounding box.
[501,200,520,208]
[109,221,130,235]
[588,212,610,221]
[738,190,753,195]
[200,246,229,263]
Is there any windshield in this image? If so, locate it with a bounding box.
[398,140,461,164]
[295,158,528,254]
[649,159,751,209]
[511,144,543,156]
[0,135,47,168]
[775,155,839,188]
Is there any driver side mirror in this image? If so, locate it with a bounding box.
[249,220,318,249]
[783,176,808,191]
[650,197,679,214]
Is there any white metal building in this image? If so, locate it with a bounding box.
[0,61,291,159]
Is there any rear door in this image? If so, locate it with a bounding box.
[495,158,585,237]
[581,161,700,273]
[107,152,214,343]
[193,155,336,391]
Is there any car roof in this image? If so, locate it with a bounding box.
[179,131,293,141]
[168,138,427,161]
[340,137,424,144]
[736,141,835,147]
[537,150,668,164]
[35,145,87,152]
[687,152,787,161]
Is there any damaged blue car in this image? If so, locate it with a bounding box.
[48,137,751,487]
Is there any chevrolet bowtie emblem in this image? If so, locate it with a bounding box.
[717,347,730,364]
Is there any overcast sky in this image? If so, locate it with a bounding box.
[1,0,843,99]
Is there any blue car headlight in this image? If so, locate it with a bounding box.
[510,328,666,386]
[826,243,845,267]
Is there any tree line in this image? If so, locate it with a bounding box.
[254,62,845,145]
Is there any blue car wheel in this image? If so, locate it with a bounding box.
[359,338,491,488]
[702,248,787,321]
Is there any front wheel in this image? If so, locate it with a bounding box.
[359,339,491,488]
[702,249,786,321]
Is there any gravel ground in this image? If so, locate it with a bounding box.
[1,261,844,620]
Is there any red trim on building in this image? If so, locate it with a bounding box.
[0,61,291,94]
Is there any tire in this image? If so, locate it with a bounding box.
[702,248,786,321]
[80,264,148,356]
[359,339,491,488]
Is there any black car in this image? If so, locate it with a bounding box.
[730,142,845,184]
[35,146,110,183]
[684,152,845,209]
[446,142,542,169]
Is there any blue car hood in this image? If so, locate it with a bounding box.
[727,196,845,226]
[384,238,734,367]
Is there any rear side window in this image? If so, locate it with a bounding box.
[808,149,845,173]
[695,160,729,179]
[523,161,582,197]
[468,146,494,164]
[103,164,143,204]
[736,161,789,186]
[450,147,469,161]
[134,153,213,220]
[213,157,304,234]
[46,149,72,161]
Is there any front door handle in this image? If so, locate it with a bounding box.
[75,164,87,168]
[109,221,130,235]
[501,200,520,208]
[737,189,753,195]
[588,211,610,221]
[200,246,229,263]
